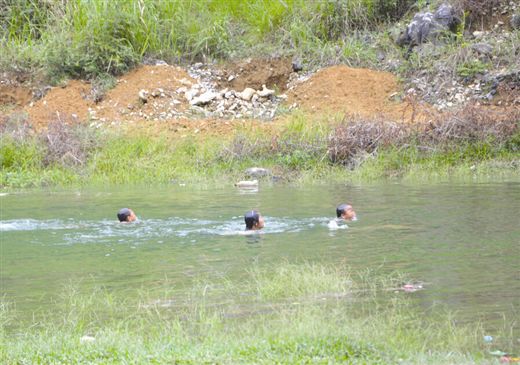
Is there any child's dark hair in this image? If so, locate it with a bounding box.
[336,204,351,218]
[117,208,131,222]
[244,210,260,230]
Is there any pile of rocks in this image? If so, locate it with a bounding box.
[182,63,288,120]
[93,61,291,123]
[401,0,520,110]
[410,68,520,110]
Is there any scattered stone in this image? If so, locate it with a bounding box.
[472,31,486,39]
[511,13,520,29]
[138,89,148,103]
[257,84,275,98]
[471,43,493,56]
[190,91,217,106]
[245,167,271,178]
[238,87,256,101]
[292,59,303,72]
[184,88,199,102]
[179,78,192,86]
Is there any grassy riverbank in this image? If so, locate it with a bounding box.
[1,111,519,189]
[1,263,506,364]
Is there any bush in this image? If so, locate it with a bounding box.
[418,105,520,145]
[40,119,101,168]
[328,119,410,166]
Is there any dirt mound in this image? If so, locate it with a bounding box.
[288,65,418,121]
[95,65,194,122]
[25,80,93,128]
[0,85,32,107]
[217,58,293,92]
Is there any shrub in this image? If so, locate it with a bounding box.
[328,119,410,166]
[40,118,101,168]
[418,105,520,146]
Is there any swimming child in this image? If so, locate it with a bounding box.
[244,210,264,231]
[117,208,137,223]
[328,203,357,230]
[336,203,357,221]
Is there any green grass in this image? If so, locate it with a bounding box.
[1,262,506,364]
[1,113,519,189]
[0,0,414,82]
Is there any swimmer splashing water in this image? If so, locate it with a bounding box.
[336,203,357,222]
[328,203,357,230]
[244,210,265,231]
[117,208,137,223]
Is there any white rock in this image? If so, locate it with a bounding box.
[190,91,217,106]
[245,167,270,177]
[179,78,192,86]
[257,84,275,97]
[238,88,256,101]
[184,88,199,102]
[219,88,229,96]
[138,89,149,103]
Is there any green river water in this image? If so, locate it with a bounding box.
[1,180,519,335]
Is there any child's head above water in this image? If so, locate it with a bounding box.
[244,210,265,230]
[117,208,137,223]
[336,203,356,221]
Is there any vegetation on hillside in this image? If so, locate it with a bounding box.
[2,0,517,82]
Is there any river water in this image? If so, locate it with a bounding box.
[1,181,519,334]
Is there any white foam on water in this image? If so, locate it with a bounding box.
[0,219,79,232]
[3,216,349,244]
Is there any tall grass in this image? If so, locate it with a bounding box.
[0,262,502,364]
[0,0,415,81]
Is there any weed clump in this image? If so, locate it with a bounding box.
[327,106,519,167]
[41,118,101,168]
[328,119,410,166]
[419,105,520,145]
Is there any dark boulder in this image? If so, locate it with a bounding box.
[397,3,460,48]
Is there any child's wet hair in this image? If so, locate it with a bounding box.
[117,208,132,222]
[244,210,260,230]
[336,203,351,218]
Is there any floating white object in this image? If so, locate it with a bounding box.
[234,180,259,188]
